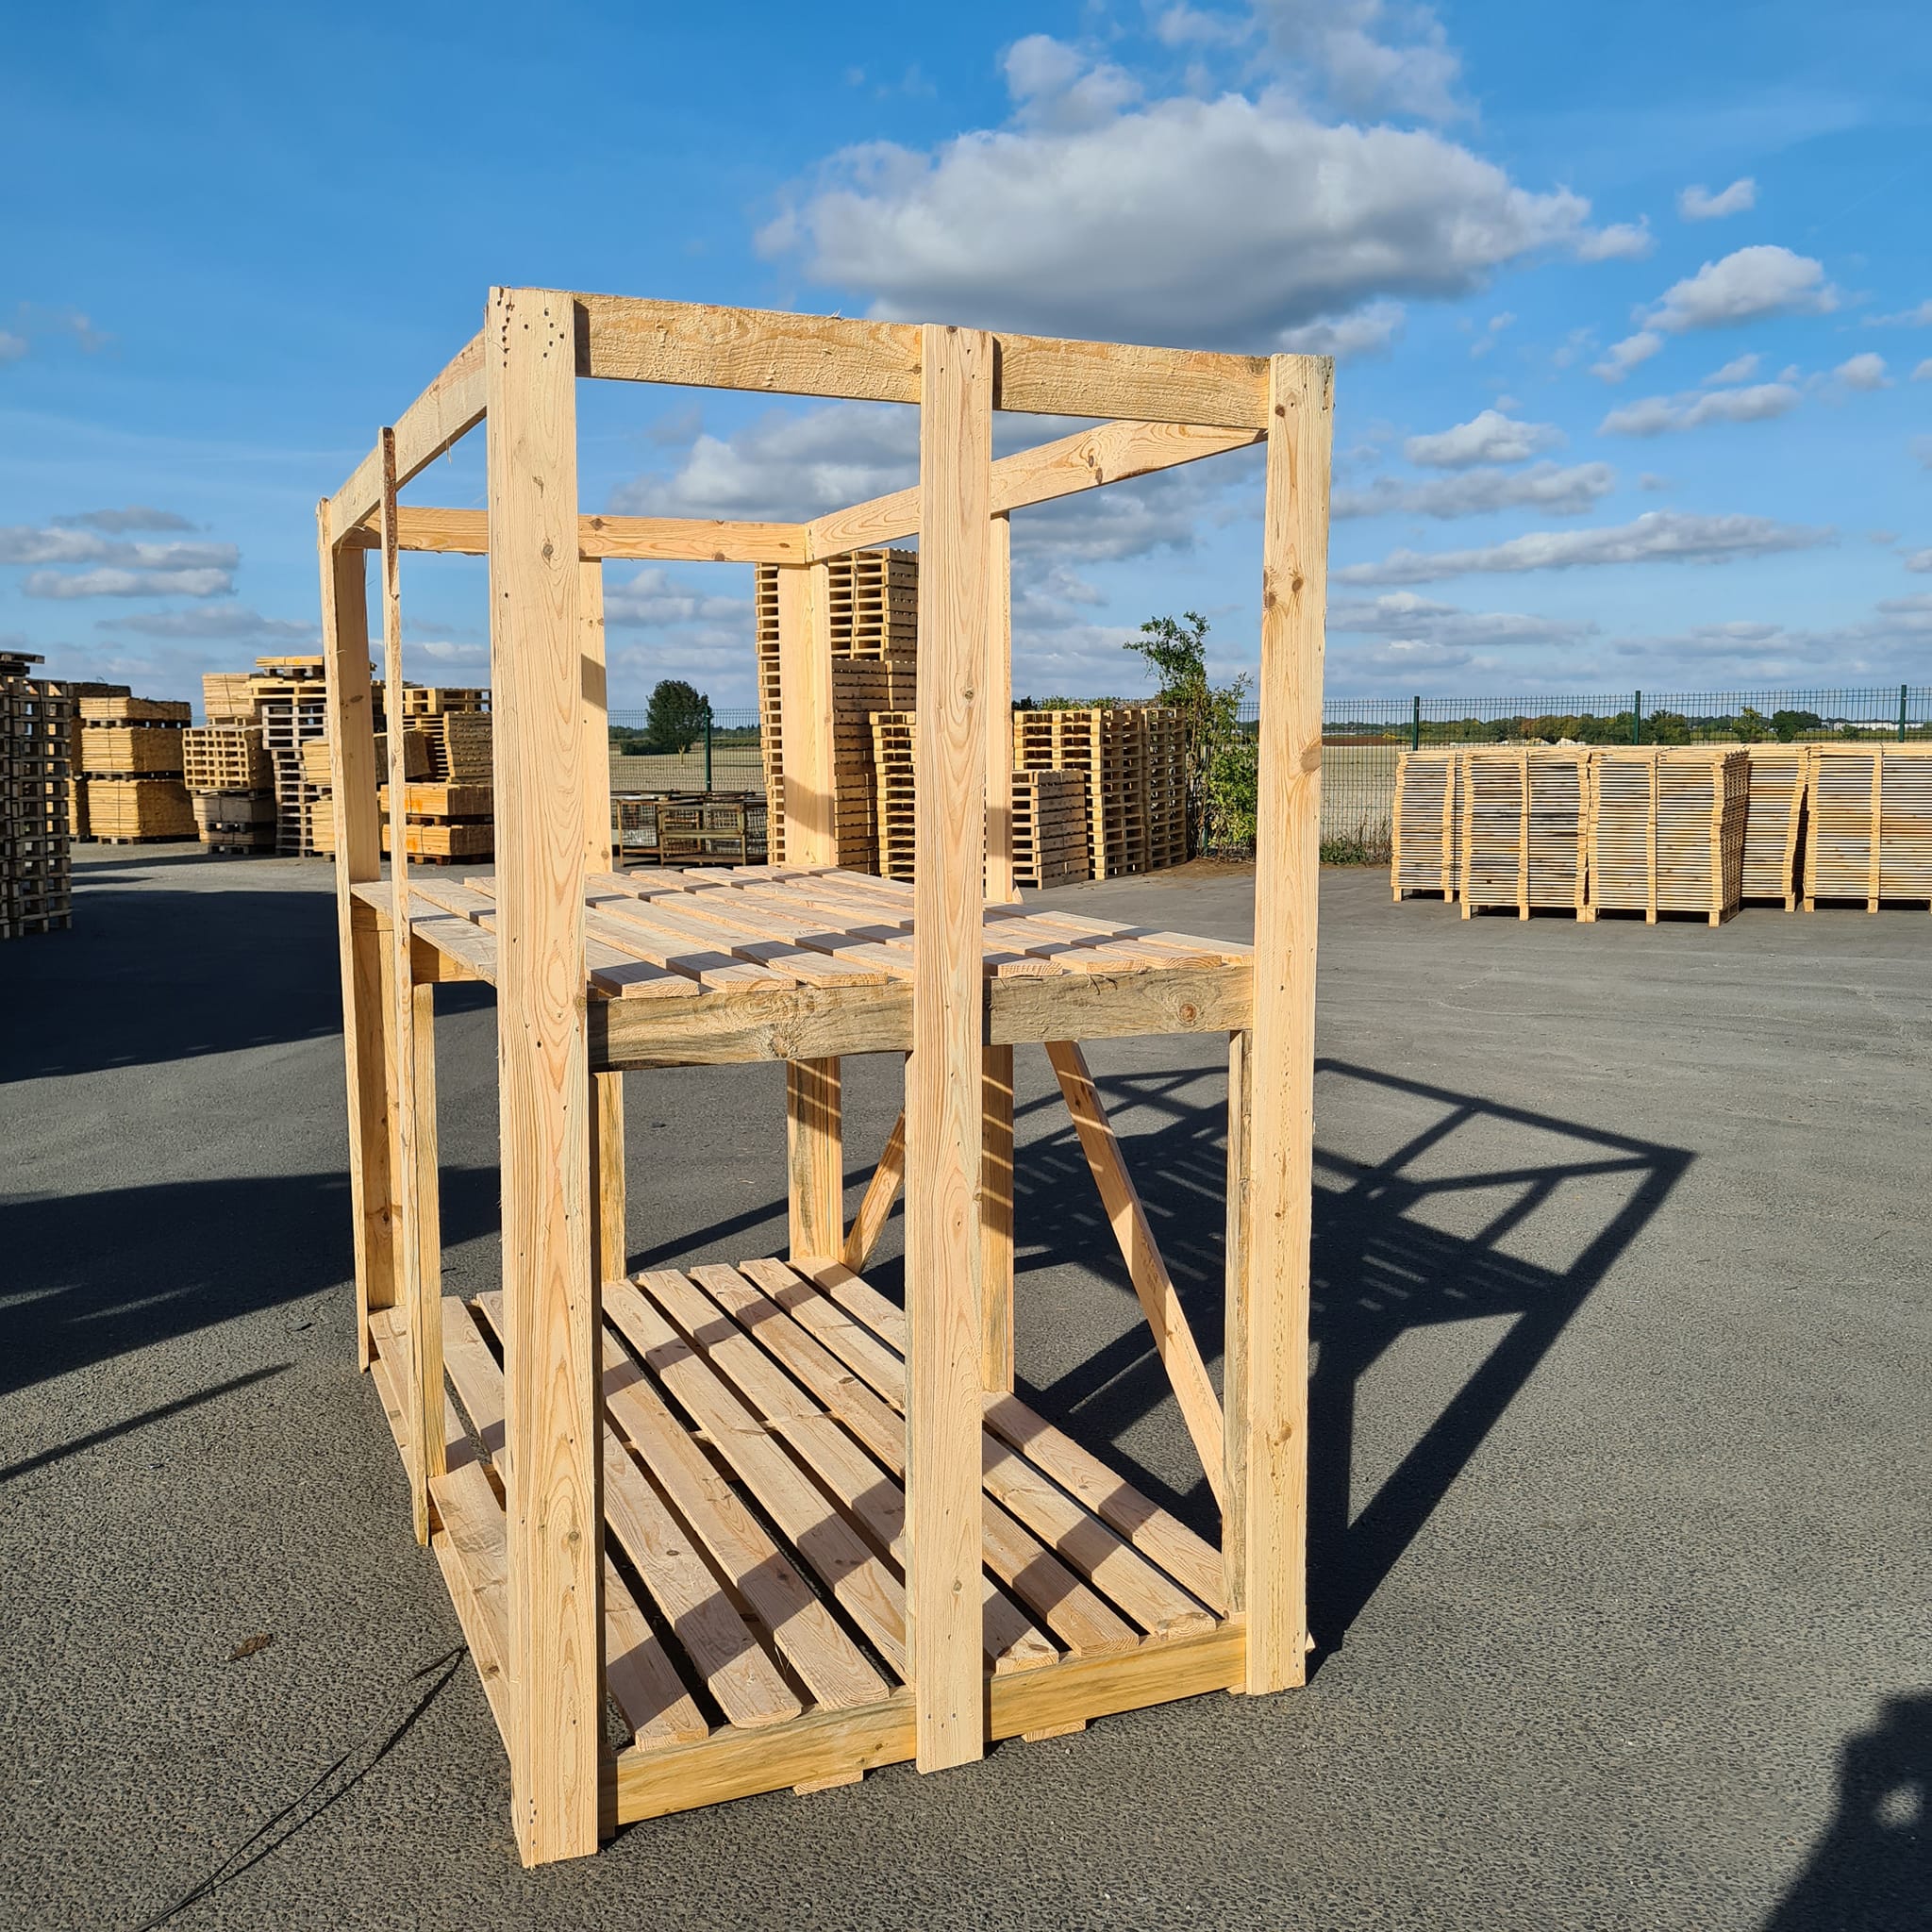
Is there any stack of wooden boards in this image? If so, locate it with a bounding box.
[755,550,917,870]
[75,694,195,842]
[0,652,74,939]
[1012,707,1190,882]
[183,723,274,853]
[1394,741,1931,921]
[611,791,770,867]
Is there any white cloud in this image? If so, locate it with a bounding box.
[1574,220,1655,262]
[1251,0,1467,123]
[0,525,235,570]
[1638,473,1672,491]
[1833,351,1891,391]
[1003,35,1143,131]
[1599,382,1800,437]
[1677,177,1757,222]
[100,605,315,642]
[1468,310,1514,358]
[1863,300,1932,327]
[1337,508,1831,584]
[23,566,234,599]
[1334,460,1614,520]
[1277,300,1405,358]
[53,506,196,534]
[1915,359,1932,382]
[1701,352,1759,386]
[1591,330,1663,382]
[1336,639,1475,673]
[761,75,1633,346]
[414,641,491,666]
[1404,408,1563,468]
[1642,244,1840,332]
[1328,591,1598,649]
[605,566,751,630]
[0,331,26,364]
[1905,550,1932,574]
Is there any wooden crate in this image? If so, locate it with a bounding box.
[201,671,257,722]
[1391,749,1461,900]
[80,776,194,841]
[78,694,191,724]
[183,724,271,793]
[78,724,188,776]
[1804,743,1932,909]
[1585,748,1747,924]
[1012,768,1091,889]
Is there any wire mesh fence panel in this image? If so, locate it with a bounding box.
[608,708,766,796]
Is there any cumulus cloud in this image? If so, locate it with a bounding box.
[1599,381,1800,437]
[760,54,1634,346]
[1915,359,1932,382]
[1591,330,1663,382]
[99,605,316,642]
[0,525,235,570]
[24,567,234,599]
[1574,220,1655,262]
[1905,550,1932,574]
[53,506,196,534]
[1337,508,1831,585]
[1701,353,1759,386]
[1334,460,1614,519]
[1244,0,1468,123]
[605,566,751,630]
[0,331,26,364]
[1865,299,1932,327]
[1328,591,1598,649]
[1003,34,1142,130]
[1642,244,1840,332]
[1833,352,1891,391]
[1403,408,1563,468]
[1277,300,1405,358]
[1677,177,1757,222]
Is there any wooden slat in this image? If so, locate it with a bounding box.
[428,1458,514,1750]
[1241,352,1328,1695]
[994,332,1270,429]
[408,978,445,1524]
[787,1057,843,1261]
[637,1268,1055,1674]
[694,1262,1139,1659]
[842,1106,906,1272]
[1043,1041,1225,1507]
[326,332,486,547]
[584,888,887,988]
[441,1298,507,1472]
[344,506,807,563]
[1222,1028,1251,1612]
[487,287,601,1866]
[603,1557,710,1749]
[981,1045,1015,1392]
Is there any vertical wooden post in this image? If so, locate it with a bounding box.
[377,430,438,1546]
[777,559,843,1258]
[487,287,600,1866]
[1221,1026,1252,1618]
[580,559,627,1285]
[908,323,992,1772]
[411,975,443,1444]
[317,509,392,1372]
[1241,352,1330,1697]
[981,512,1016,1390]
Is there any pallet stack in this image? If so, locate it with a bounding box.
[755,549,917,867]
[1,652,74,940]
[1804,743,1932,910]
[870,709,918,881]
[75,695,195,843]
[1391,748,1462,900]
[1012,768,1091,889]
[250,657,331,856]
[1736,743,1810,908]
[183,724,275,854]
[1585,748,1748,925]
[1144,708,1189,870]
[612,791,769,866]
[378,782,494,863]
[1013,707,1160,880]
[1457,747,1590,918]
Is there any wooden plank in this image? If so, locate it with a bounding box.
[1043,1041,1224,1507]
[637,1268,1055,1674]
[326,331,486,547]
[981,1045,1015,1393]
[583,557,626,1289]
[317,511,392,1368]
[408,979,446,1532]
[487,287,601,1866]
[986,513,1014,902]
[994,332,1270,429]
[808,419,1263,559]
[584,888,888,988]
[843,1106,906,1272]
[989,1621,1242,1740]
[344,506,807,563]
[1222,1028,1252,1613]
[1241,353,1328,1695]
[907,323,993,1773]
[441,1297,507,1473]
[428,1459,514,1751]
[787,1058,843,1261]
[604,1278,912,1679]
[603,1557,710,1749]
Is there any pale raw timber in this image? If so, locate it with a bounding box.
[73,692,192,845]
[1458,748,1588,919]
[1585,748,1748,926]
[1391,748,1461,901]
[319,291,1331,1866]
[1803,742,1932,911]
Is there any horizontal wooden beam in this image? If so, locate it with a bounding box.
[345,507,805,564]
[325,333,487,550]
[568,291,1272,427]
[807,418,1264,560]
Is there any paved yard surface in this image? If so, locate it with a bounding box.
[3,848,1926,1931]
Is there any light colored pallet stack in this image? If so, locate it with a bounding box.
[423,707,492,782]
[76,695,193,844]
[756,549,917,867]
[1013,708,1158,880]
[1585,748,1747,925]
[378,781,494,863]
[1458,747,1589,918]
[1736,743,1809,908]
[1,660,74,939]
[1803,743,1932,910]
[254,657,331,856]
[870,709,918,881]
[1391,748,1462,900]
[1011,768,1091,889]
[52,680,130,839]
[1142,707,1189,869]
[184,723,275,855]
[201,672,257,723]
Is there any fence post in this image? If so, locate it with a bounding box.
[1411,694,1421,751]
[1632,690,1642,746]
[704,700,714,790]
[1901,684,1909,743]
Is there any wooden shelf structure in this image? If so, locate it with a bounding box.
[318,291,1330,1867]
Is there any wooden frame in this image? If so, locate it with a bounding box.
[319,290,1330,1866]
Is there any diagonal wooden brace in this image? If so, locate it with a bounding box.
[1045,1040,1225,1507]
[842,1107,907,1273]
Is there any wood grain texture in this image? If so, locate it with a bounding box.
[317,512,392,1367]
[409,979,446,1534]
[907,323,992,1772]
[994,333,1270,428]
[843,1106,907,1272]
[1242,354,1329,1695]
[1043,1041,1224,1505]
[1222,1027,1252,1614]
[980,1046,1015,1393]
[327,331,486,546]
[487,287,601,1866]
[787,1058,843,1259]
[985,514,1014,903]
[346,506,806,564]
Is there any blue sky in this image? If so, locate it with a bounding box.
[4,0,1930,711]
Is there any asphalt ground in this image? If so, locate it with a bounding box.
[3,847,1926,1931]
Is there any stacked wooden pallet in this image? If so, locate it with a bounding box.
[755,549,917,866]
[182,724,274,853]
[377,782,494,863]
[870,710,918,881]
[1143,708,1189,870]
[1585,748,1748,924]
[1457,747,1590,918]
[1013,708,1158,880]
[1012,768,1091,889]
[75,695,194,843]
[1804,743,1932,909]
[611,791,770,867]
[1391,749,1462,900]
[1735,743,1809,907]
[0,655,74,939]
[252,657,331,855]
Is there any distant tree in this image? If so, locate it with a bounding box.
[644,678,710,754]
[1124,611,1252,854]
[1773,708,1823,742]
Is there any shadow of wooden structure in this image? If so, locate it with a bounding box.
[317,291,1331,1865]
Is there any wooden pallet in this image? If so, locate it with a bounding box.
[1738,743,1809,907]
[1457,748,1589,918]
[77,775,194,841]
[1013,708,1160,880]
[183,724,271,793]
[1012,769,1091,889]
[1585,748,1747,925]
[201,671,258,723]
[1803,742,1932,909]
[1391,749,1461,900]
[78,694,190,724]
[77,724,187,777]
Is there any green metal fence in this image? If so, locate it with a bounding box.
[608,707,765,795]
